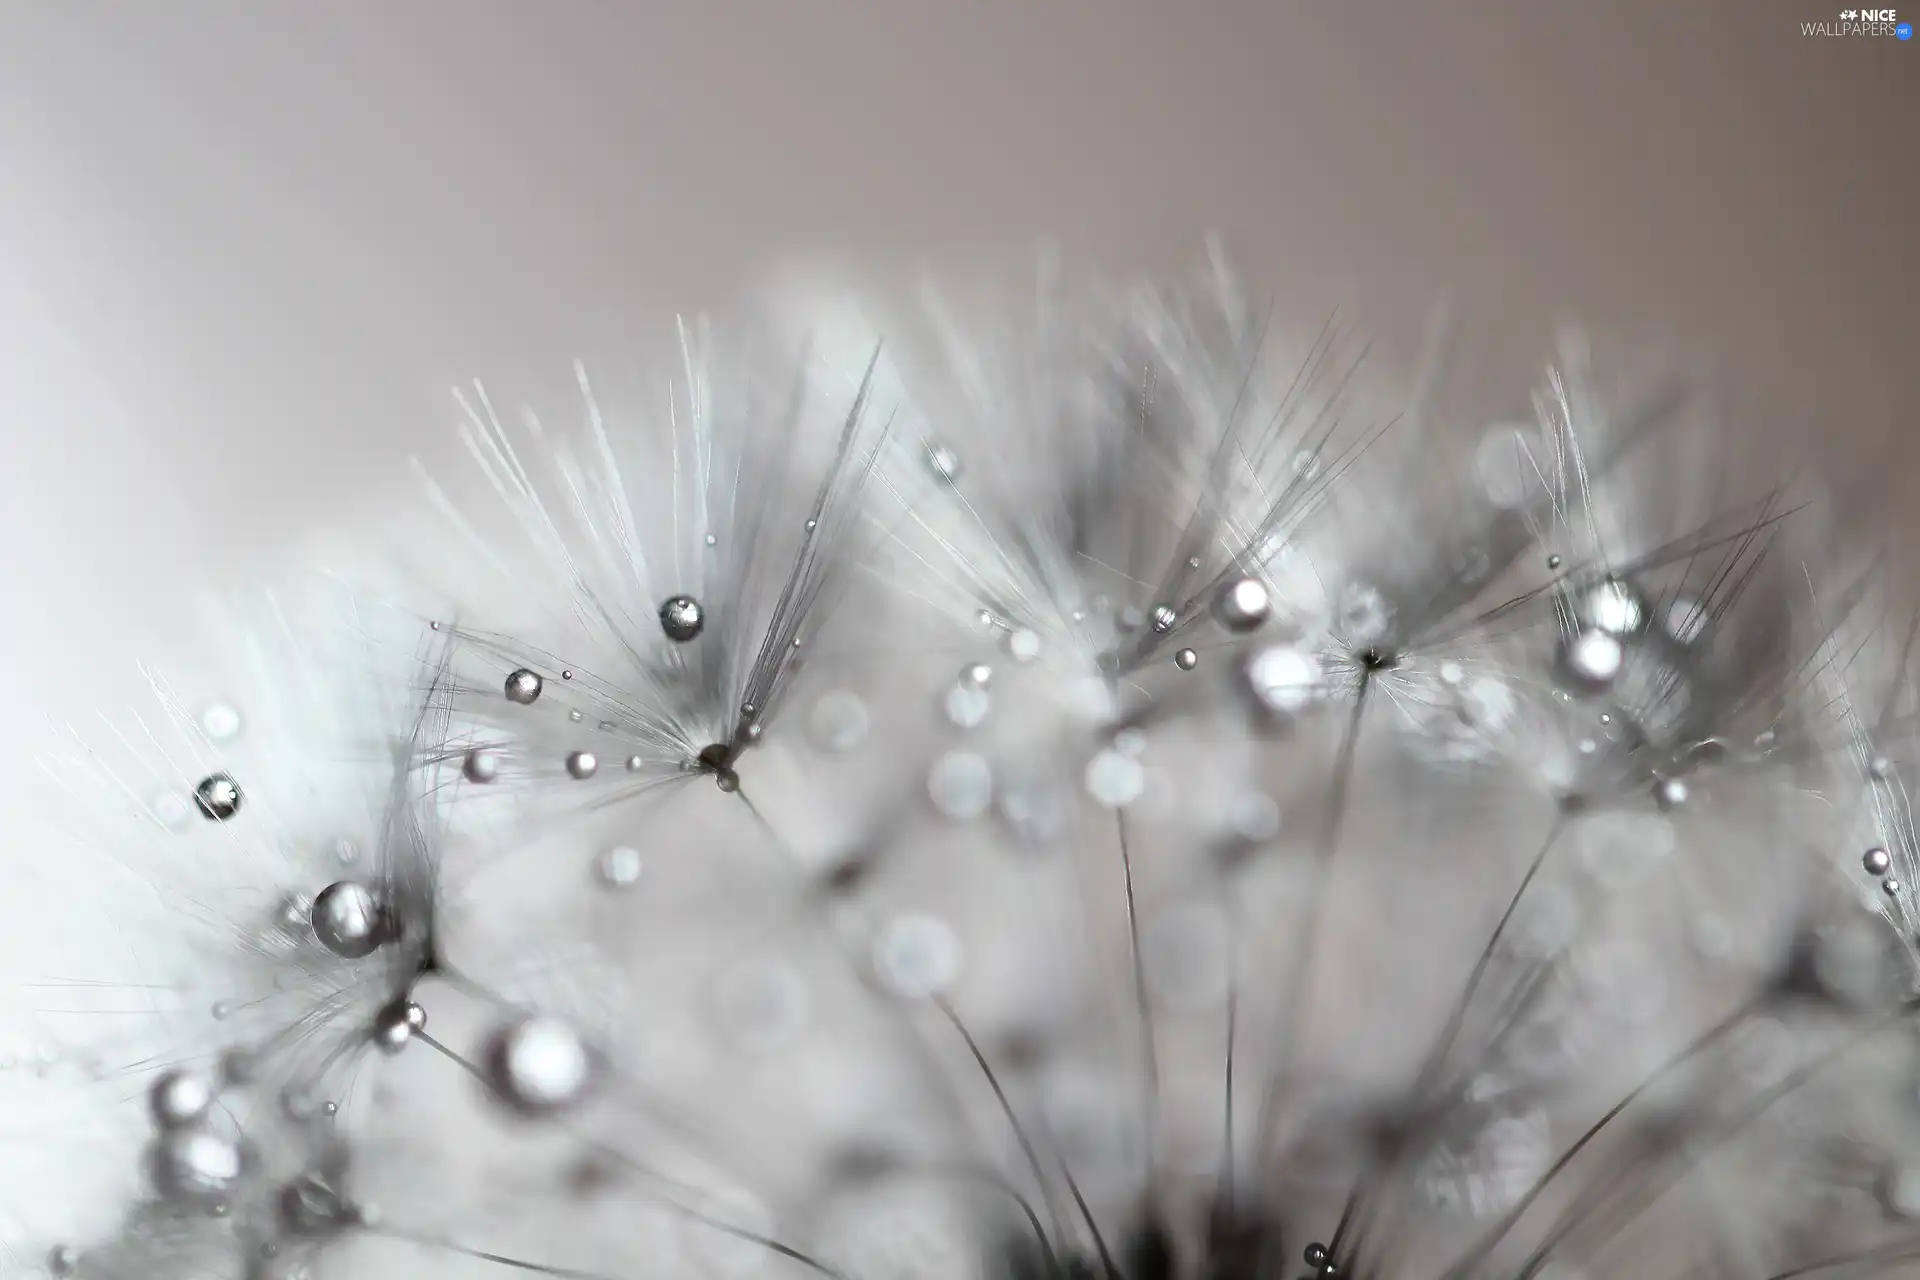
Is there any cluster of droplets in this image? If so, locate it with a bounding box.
[39,281,1920,1280]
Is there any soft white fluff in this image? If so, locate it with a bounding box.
[11,259,1920,1280]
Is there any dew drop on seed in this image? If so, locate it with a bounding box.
[504,669,543,705]
[198,702,242,742]
[1578,579,1645,636]
[1563,630,1624,688]
[1475,426,1539,508]
[659,594,705,643]
[809,690,870,752]
[873,914,963,998]
[150,1129,244,1206]
[1212,577,1271,634]
[942,680,991,730]
[927,751,992,820]
[149,790,192,829]
[596,846,643,889]
[194,774,242,821]
[372,1000,427,1056]
[484,1016,594,1116]
[1005,628,1041,663]
[1228,792,1281,842]
[463,747,501,783]
[926,441,962,481]
[1085,748,1145,808]
[1175,647,1198,670]
[311,881,385,959]
[149,1068,215,1130]
[1247,645,1322,713]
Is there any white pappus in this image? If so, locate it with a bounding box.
[2,583,474,1279]
[16,256,1920,1280]
[410,313,893,815]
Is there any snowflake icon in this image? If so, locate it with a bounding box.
[1841,8,1858,16]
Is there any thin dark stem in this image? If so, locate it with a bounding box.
[415,1032,847,1278]
[1255,678,1373,1169]
[1115,807,1160,1188]
[1510,999,1918,1280]
[1439,994,1763,1280]
[371,1226,627,1279]
[1222,959,1239,1214]
[417,1030,492,1087]
[930,995,1077,1266]
[733,783,977,1129]
[432,963,527,1015]
[1764,1237,1920,1280]
[1328,817,1568,1266]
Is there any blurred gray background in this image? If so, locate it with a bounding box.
[1,0,1914,787]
